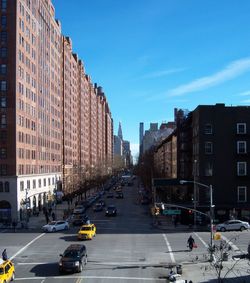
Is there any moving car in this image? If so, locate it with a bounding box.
[59,244,87,273]
[71,214,89,226]
[78,224,96,240]
[216,220,250,232]
[73,205,86,214]
[93,203,103,212]
[115,192,124,199]
[0,259,15,282]
[42,220,69,232]
[105,205,117,216]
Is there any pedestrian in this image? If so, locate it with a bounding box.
[51,212,56,221]
[48,207,52,216]
[2,249,7,261]
[187,235,195,251]
[12,219,17,232]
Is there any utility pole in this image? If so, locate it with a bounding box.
[193,159,197,230]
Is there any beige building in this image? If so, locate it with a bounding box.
[0,0,113,222]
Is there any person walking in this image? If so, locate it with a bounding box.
[187,235,195,251]
[2,249,7,261]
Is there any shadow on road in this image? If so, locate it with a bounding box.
[30,262,59,277]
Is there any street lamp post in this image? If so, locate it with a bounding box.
[180,180,214,261]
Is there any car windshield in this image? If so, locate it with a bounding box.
[108,206,115,209]
[64,250,80,257]
[48,221,57,225]
[0,267,4,274]
[81,226,91,231]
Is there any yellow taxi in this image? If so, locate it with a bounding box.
[78,224,96,240]
[0,259,15,283]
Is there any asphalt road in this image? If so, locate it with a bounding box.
[1,182,250,282]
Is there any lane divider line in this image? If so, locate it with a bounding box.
[163,234,175,263]
[194,232,208,248]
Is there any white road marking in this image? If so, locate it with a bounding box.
[221,235,240,251]
[10,233,45,261]
[194,232,208,248]
[14,276,166,281]
[162,234,175,263]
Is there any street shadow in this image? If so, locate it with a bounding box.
[59,235,79,242]
[200,274,250,282]
[165,249,190,253]
[30,262,60,277]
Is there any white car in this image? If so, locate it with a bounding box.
[42,220,69,232]
[216,220,250,232]
[73,205,86,214]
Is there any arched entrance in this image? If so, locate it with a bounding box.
[0,200,11,224]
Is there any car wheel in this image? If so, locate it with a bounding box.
[220,227,226,232]
[84,255,88,265]
[52,227,56,232]
[240,226,246,231]
[65,225,69,230]
[11,271,15,281]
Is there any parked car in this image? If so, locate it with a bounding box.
[73,205,86,214]
[78,224,96,240]
[42,220,69,232]
[105,205,117,216]
[216,220,250,232]
[59,244,87,273]
[115,192,124,199]
[0,258,15,282]
[97,199,106,207]
[71,214,89,226]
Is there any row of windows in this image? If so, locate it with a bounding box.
[20,177,56,191]
[204,141,248,154]
[0,181,9,192]
[202,162,248,177]
[204,123,247,135]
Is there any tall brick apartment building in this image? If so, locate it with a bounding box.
[0,0,113,222]
[154,104,250,222]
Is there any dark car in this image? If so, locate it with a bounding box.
[115,192,124,199]
[59,244,87,273]
[93,203,103,212]
[105,205,117,216]
[106,192,114,198]
[71,214,89,226]
[98,199,106,207]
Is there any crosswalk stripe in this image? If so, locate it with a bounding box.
[163,234,175,263]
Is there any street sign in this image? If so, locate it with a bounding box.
[163,209,181,215]
[153,178,179,187]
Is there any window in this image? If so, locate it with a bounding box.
[0,47,6,58]
[237,123,246,134]
[0,114,6,128]
[0,97,6,108]
[0,80,6,91]
[43,178,46,186]
[205,142,213,154]
[1,15,6,28]
[204,162,213,176]
[0,31,7,43]
[0,164,7,175]
[4,181,9,192]
[1,0,7,11]
[237,141,247,154]
[33,179,36,189]
[0,147,6,159]
[0,64,6,74]
[237,186,247,202]
[0,131,7,142]
[237,162,247,176]
[0,181,2,192]
[20,181,24,191]
[38,179,41,188]
[204,124,212,134]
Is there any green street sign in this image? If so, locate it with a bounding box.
[163,209,181,215]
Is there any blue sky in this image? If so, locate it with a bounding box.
[53,0,250,160]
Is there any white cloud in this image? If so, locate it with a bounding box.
[238,90,250,96]
[241,99,250,103]
[142,67,186,79]
[130,143,139,161]
[168,57,250,97]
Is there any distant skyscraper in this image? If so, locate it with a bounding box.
[118,122,123,140]
[139,122,144,156]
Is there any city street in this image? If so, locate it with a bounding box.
[1,182,250,282]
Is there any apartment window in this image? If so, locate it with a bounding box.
[4,181,9,192]
[237,123,246,134]
[0,182,2,192]
[1,0,7,11]
[33,179,36,189]
[0,80,6,91]
[204,124,213,134]
[1,15,6,28]
[0,114,6,128]
[0,130,7,142]
[43,178,46,186]
[0,147,6,159]
[205,142,213,154]
[204,162,213,176]
[20,181,24,191]
[0,47,6,58]
[0,97,6,108]
[27,180,30,189]
[237,162,247,176]
[0,64,6,75]
[237,141,247,154]
[0,31,7,43]
[0,164,7,175]
[237,186,247,202]
[38,179,41,188]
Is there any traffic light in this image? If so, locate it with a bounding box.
[155,207,160,215]
[188,210,193,214]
